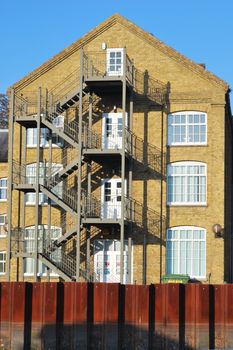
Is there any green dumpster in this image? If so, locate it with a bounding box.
[161,274,190,284]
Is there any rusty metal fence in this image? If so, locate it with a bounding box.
[0,282,232,349]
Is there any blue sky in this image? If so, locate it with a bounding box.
[0,0,232,102]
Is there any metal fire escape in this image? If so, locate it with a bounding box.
[7,48,167,283]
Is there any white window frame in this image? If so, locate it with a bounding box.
[25,162,47,206]
[167,111,207,146]
[166,226,206,279]
[24,225,61,277]
[106,48,124,76]
[26,117,64,148]
[0,178,7,201]
[25,163,62,206]
[0,214,7,237]
[0,251,6,275]
[167,161,207,206]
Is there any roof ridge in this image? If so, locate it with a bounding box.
[115,14,228,90]
[9,13,229,92]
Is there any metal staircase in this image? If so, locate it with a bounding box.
[10,49,168,283]
[11,226,101,282]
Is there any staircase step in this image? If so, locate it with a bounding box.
[38,254,74,281]
[58,87,81,112]
[40,185,77,214]
[41,116,79,148]
[58,156,79,179]
[55,226,77,246]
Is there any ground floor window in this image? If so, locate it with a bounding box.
[0,251,6,274]
[166,226,206,279]
[24,225,61,276]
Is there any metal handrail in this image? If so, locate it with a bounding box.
[14,91,47,118]
[49,67,80,106]
[127,196,164,237]
[83,51,134,86]
[134,68,167,105]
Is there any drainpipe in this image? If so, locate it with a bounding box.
[159,106,164,283]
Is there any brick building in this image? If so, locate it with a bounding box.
[2,14,232,284]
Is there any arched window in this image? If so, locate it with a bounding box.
[167,161,207,205]
[168,111,207,145]
[166,226,206,278]
[24,225,61,276]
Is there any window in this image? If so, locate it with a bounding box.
[168,111,207,145]
[24,225,61,276]
[107,49,123,76]
[0,178,7,201]
[166,226,206,279]
[25,163,62,205]
[0,214,7,237]
[167,162,206,205]
[26,162,45,185]
[26,116,64,148]
[25,163,47,205]
[0,251,6,274]
[25,192,48,205]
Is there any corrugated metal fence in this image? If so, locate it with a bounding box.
[0,282,232,349]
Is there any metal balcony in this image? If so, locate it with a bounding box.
[83,50,134,88]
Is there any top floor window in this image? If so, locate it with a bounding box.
[107,49,124,76]
[168,111,207,146]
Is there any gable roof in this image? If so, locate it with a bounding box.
[10,13,229,92]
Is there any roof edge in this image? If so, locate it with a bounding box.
[8,14,119,92]
[9,13,229,93]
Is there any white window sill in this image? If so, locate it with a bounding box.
[27,145,63,149]
[0,200,7,202]
[168,143,207,147]
[189,276,207,281]
[25,203,48,206]
[167,203,207,207]
[25,203,59,207]
[0,235,7,238]
[0,273,6,276]
[24,273,59,278]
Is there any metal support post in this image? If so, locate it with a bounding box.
[86,229,90,280]
[6,89,15,281]
[34,87,42,282]
[47,119,52,282]
[120,48,127,284]
[20,126,27,281]
[76,48,84,281]
[128,237,132,283]
[159,107,165,283]
[128,88,134,283]
[88,93,93,147]
[86,94,92,281]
